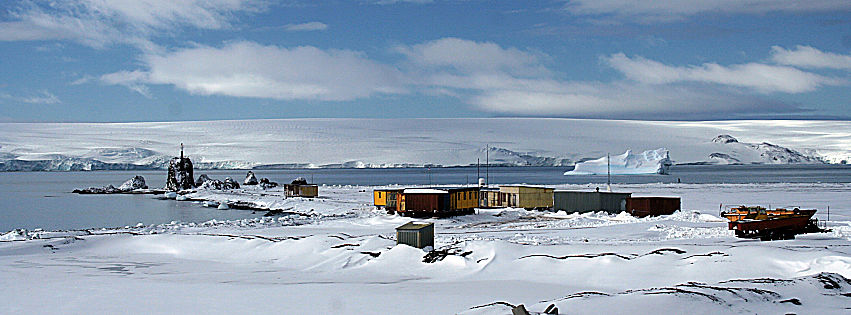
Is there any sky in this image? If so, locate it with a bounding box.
[0,0,850,122]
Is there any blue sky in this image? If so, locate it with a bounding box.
[1,0,850,122]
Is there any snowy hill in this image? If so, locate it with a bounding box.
[708,135,826,164]
[0,118,848,171]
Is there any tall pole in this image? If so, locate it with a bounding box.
[607,153,611,192]
[477,158,480,182]
[486,144,489,187]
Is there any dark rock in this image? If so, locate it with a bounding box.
[713,135,739,144]
[223,177,240,190]
[199,179,224,190]
[259,178,278,189]
[166,157,194,191]
[74,184,120,194]
[195,174,213,187]
[243,171,259,185]
[291,177,308,185]
[118,175,147,191]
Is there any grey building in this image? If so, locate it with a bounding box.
[396,222,434,249]
[553,191,632,214]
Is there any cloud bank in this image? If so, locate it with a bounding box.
[98,37,847,119]
[564,0,851,22]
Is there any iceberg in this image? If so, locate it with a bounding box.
[565,148,672,175]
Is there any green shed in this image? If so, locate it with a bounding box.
[396,222,434,249]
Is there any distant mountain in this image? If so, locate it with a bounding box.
[0,119,847,171]
[708,135,826,165]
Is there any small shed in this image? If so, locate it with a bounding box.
[626,197,681,217]
[284,184,318,198]
[498,185,554,209]
[553,191,632,214]
[396,221,434,249]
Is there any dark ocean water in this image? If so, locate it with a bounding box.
[2,165,850,232]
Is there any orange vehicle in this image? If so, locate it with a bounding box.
[720,205,816,222]
[720,205,822,241]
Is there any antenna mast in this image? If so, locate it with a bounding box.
[486,144,489,187]
[606,153,612,192]
[180,143,184,160]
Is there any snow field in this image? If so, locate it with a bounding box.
[1,182,850,314]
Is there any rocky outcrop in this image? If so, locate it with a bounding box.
[195,174,213,187]
[244,171,258,185]
[223,177,240,190]
[73,185,121,194]
[712,135,739,144]
[74,175,148,194]
[118,175,147,191]
[259,178,278,189]
[166,157,194,191]
[291,177,308,185]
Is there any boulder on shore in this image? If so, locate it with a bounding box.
[259,178,278,189]
[223,177,240,190]
[195,174,213,187]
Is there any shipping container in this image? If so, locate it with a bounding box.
[399,187,479,217]
[498,185,554,209]
[396,222,434,249]
[553,191,631,214]
[626,197,681,217]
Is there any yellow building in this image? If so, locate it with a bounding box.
[498,185,554,210]
[374,188,403,211]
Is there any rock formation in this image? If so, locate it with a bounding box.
[166,144,194,191]
[243,171,258,185]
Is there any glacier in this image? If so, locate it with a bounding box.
[564,148,672,175]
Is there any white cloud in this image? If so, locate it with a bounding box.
[0,0,265,50]
[0,90,61,104]
[283,22,328,32]
[394,39,803,118]
[565,0,851,22]
[604,53,843,93]
[100,70,152,97]
[771,45,851,71]
[97,37,818,119]
[396,37,549,76]
[103,41,407,101]
[470,82,797,118]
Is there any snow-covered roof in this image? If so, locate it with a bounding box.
[403,188,448,194]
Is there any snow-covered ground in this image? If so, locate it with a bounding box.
[1,119,849,170]
[2,183,850,314]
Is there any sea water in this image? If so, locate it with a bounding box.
[1,165,850,232]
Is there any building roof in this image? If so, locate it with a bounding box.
[374,188,404,192]
[553,190,631,195]
[500,185,554,189]
[396,221,434,230]
[403,188,449,194]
